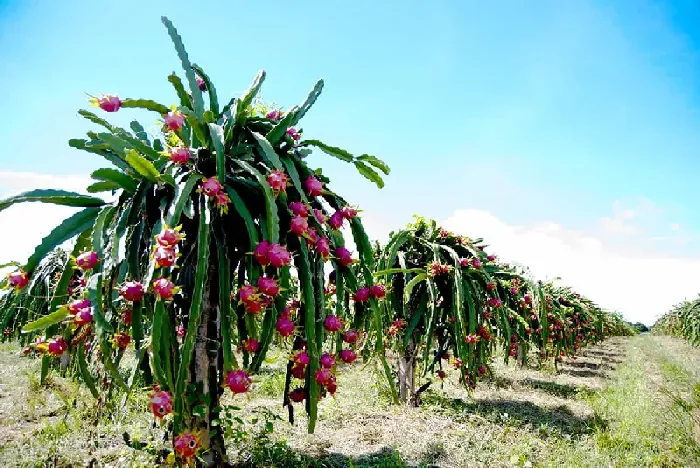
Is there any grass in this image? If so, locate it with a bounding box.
[0,335,699,467]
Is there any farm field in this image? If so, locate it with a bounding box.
[1,334,698,467]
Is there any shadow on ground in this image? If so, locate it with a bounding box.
[232,445,425,468]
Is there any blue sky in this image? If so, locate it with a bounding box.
[1,0,700,323]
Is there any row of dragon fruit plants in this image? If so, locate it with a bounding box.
[652,297,700,346]
[0,17,634,466]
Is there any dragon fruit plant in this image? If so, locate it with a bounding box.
[0,16,391,466]
[374,216,508,404]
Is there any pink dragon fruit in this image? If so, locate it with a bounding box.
[119,281,144,302]
[114,332,131,349]
[153,246,178,268]
[177,324,186,338]
[328,211,344,230]
[286,127,301,140]
[289,201,309,217]
[174,431,200,461]
[225,369,252,394]
[471,258,482,269]
[163,111,185,131]
[168,147,190,164]
[149,389,173,418]
[486,282,496,292]
[290,215,309,237]
[313,209,326,224]
[257,276,280,296]
[314,368,335,387]
[304,176,324,197]
[340,205,358,219]
[524,294,532,305]
[266,170,289,195]
[436,370,447,380]
[7,270,29,290]
[242,338,259,353]
[293,350,310,366]
[238,284,258,305]
[74,308,93,326]
[267,243,291,268]
[289,388,306,403]
[339,349,357,364]
[47,338,68,356]
[323,315,343,332]
[369,284,386,300]
[291,363,305,379]
[465,334,478,344]
[486,254,496,262]
[306,228,320,247]
[342,329,360,344]
[67,298,91,313]
[156,226,184,248]
[353,287,370,303]
[320,352,336,368]
[200,177,223,197]
[487,297,502,308]
[152,277,178,300]
[478,365,488,375]
[459,258,470,267]
[276,315,295,337]
[315,237,331,259]
[266,109,282,121]
[76,251,99,270]
[253,240,270,266]
[121,309,132,325]
[335,247,354,267]
[93,94,122,112]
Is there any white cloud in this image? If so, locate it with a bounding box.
[0,172,92,275]
[441,208,700,326]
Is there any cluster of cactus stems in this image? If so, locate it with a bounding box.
[653,298,700,345]
[0,17,634,467]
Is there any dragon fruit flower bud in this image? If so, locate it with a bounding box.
[76,251,99,270]
[163,111,185,131]
[304,176,324,197]
[91,94,121,112]
[266,109,282,121]
[340,206,358,219]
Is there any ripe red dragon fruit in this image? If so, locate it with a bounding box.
[67,298,91,313]
[121,309,132,325]
[291,363,306,379]
[314,368,335,387]
[76,251,99,270]
[342,329,360,344]
[436,370,447,380]
[168,147,190,165]
[149,389,173,418]
[7,270,29,290]
[152,277,179,300]
[47,337,68,356]
[163,111,185,131]
[289,201,309,217]
[353,287,370,303]
[177,324,185,338]
[293,350,310,366]
[471,258,482,269]
[200,177,223,197]
[195,75,207,91]
[335,247,354,267]
[238,284,258,304]
[428,262,449,276]
[459,258,470,267]
[465,334,478,344]
[524,294,532,305]
[114,332,131,349]
[323,315,343,332]
[306,228,320,248]
[174,431,200,461]
[257,276,280,296]
[153,246,178,268]
[155,226,184,248]
[242,338,259,353]
[267,243,291,268]
[439,228,449,238]
[487,297,502,308]
[289,388,306,403]
[266,109,283,121]
[304,175,324,197]
[119,281,144,302]
[92,94,122,112]
[339,349,357,364]
[313,209,326,224]
[486,254,496,262]
[510,287,518,295]
[225,369,252,394]
[486,281,496,292]
[266,170,289,195]
[320,352,336,368]
[315,237,331,259]
[290,215,309,237]
[74,308,93,326]
[328,211,344,230]
[286,126,301,140]
[244,296,268,314]
[478,365,488,375]
[369,284,386,300]
[276,315,295,337]
[253,240,270,266]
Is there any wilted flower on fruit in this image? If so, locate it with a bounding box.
[323,315,343,332]
[149,389,173,418]
[173,431,200,461]
[152,277,178,300]
[225,369,252,394]
[76,251,99,270]
[7,270,29,290]
[304,175,323,197]
[339,349,357,364]
[320,352,336,368]
[168,147,190,164]
[163,111,185,131]
[335,247,354,267]
[91,94,121,112]
[119,281,144,302]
